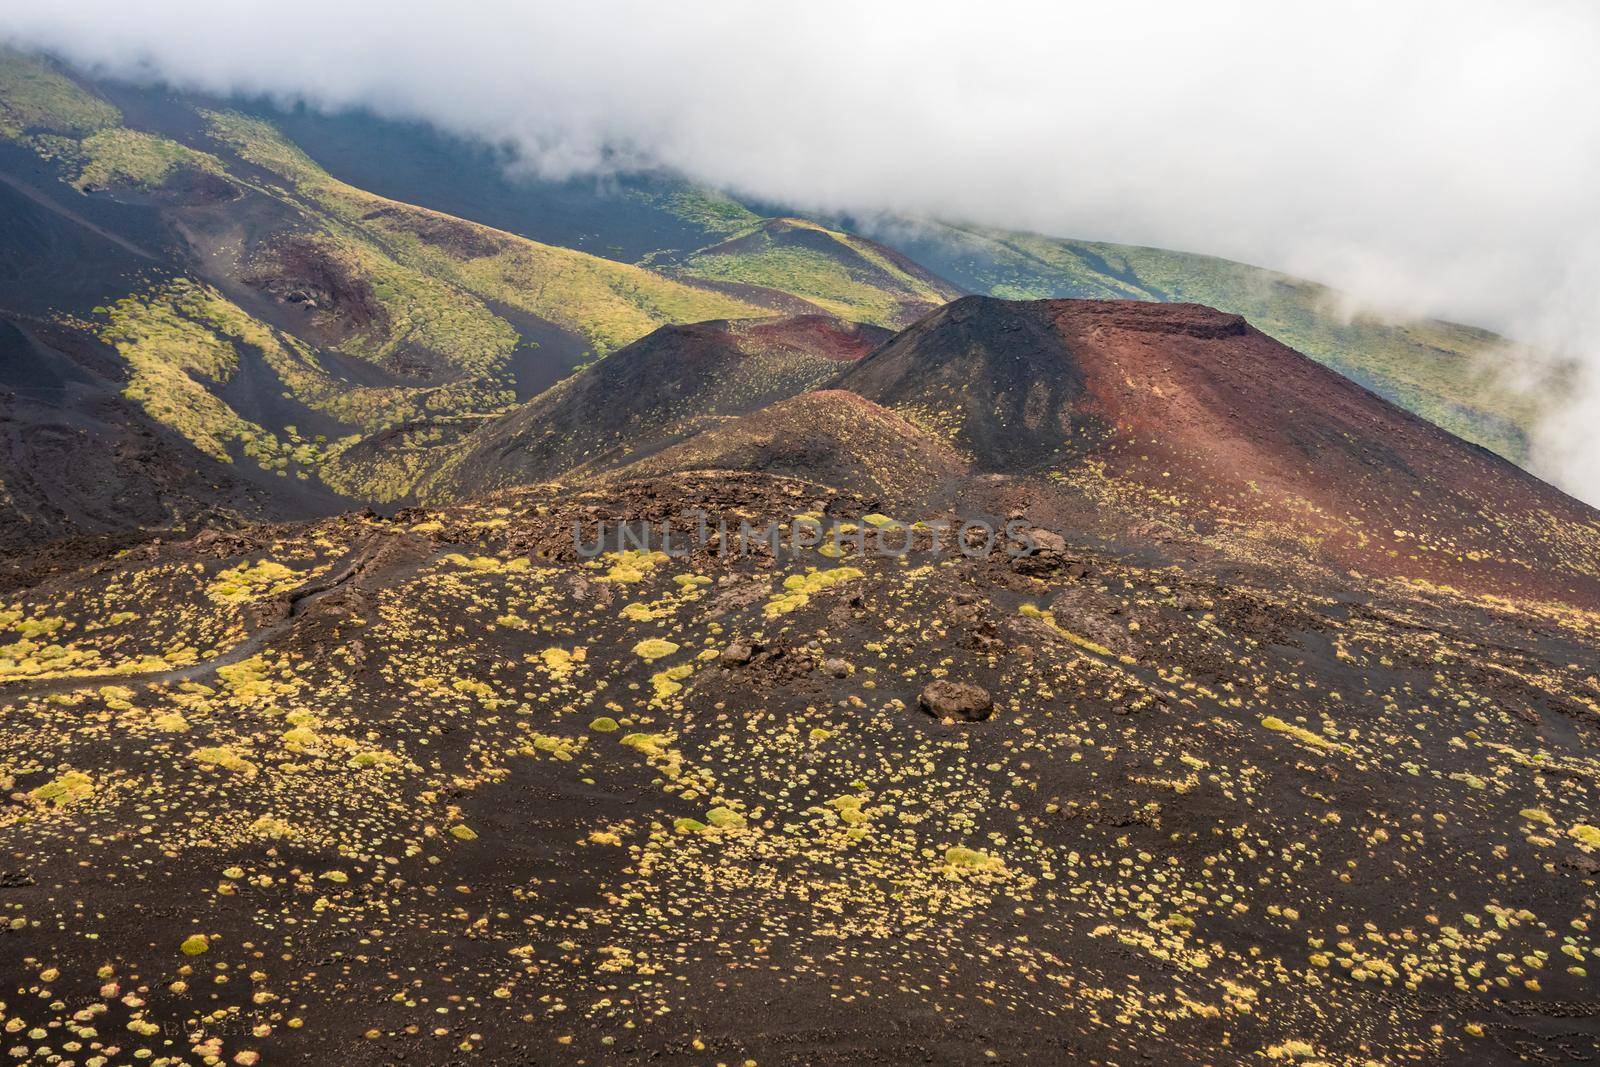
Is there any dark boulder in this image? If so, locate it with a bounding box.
[919,681,994,722]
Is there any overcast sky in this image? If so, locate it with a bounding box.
[5,0,1599,498]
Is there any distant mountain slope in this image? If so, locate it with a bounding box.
[249,103,760,261]
[835,296,1600,600]
[669,217,966,328]
[427,315,889,499]
[197,110,790,355]
[865,219,1550,463]
[0,48,844,540]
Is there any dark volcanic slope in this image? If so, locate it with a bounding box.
[3,476,1600,1066]
[2,300,1599,1067]
[0,317,349,586]
[428,314,891,499]
[837,297,1600,602]
[614,389,970,505]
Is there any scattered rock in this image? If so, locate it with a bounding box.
[1028,528,1067,555]
[721,640,757,666]
[821,657,852,678]
[1564,853,1600,875]
[1133,519,1182,543]
[1012,526,1076,575]
[919,680,994,722]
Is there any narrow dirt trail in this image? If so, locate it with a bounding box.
[0,535,407,702]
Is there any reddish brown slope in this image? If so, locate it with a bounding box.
[837,297,1600,602]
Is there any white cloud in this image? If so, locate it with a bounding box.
[4,0,1599,499]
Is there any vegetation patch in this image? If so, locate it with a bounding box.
[1260,716,1345,753]
[70,127,223,190]
[650,663,694,703]
[598,551,670,583]
[538,646,587,681]
[766,567,864,616]
[705,806,746,830]
[0,48,119,138]
[189,746,258,775]
[633,638,681,661]
[208,559,301,604]
[942,846,1006,876]
[28,770,94,807]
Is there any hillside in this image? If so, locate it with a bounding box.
[836,297,1600,602]
[2,382,1598,1063]
[0,45,1574,563]
[216,101,1549,473]
[0,316,341,586]
[0,47,816,545]
[669,217,966,328]
[427,314,889,499]
[870,219,1551,462]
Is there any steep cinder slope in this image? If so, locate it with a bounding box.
[427,315,890,499]
[836,296,1600,601]
[613,389,969,505]
[866,217,1549,463]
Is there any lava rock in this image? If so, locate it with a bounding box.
[721,640,756,666]
[1012,527,1072,575]
[918,680,994,722]
[1133,519,1182,543]
[1028,528,1067,555]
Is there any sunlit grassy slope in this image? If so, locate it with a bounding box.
[201,111,780,355]
[0,45,119,137]
[0,50,795,508]
[874,220,1550,463]
[674,217,965,329]
[0,46,222,192]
